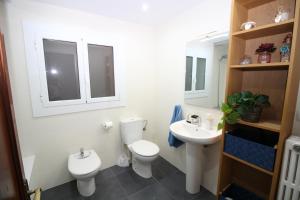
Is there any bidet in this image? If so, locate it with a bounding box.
[68,149,101,196]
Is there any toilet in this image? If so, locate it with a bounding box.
[68,149,101,197]
[120,117,160,178]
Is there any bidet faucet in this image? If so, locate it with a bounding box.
[80,148,84,158]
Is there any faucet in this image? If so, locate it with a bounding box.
[192,116,201,127]
[80,148,84,158]
[187,114,201,126]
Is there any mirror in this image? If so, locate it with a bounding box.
[184,33,229,109]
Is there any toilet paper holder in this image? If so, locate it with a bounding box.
[102,121,113,130]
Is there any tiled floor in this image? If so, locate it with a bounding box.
[42,156,217,200]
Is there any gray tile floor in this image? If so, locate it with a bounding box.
[42,156,216,200]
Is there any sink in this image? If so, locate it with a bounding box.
[169,120,221,145]
[169,120,221,194]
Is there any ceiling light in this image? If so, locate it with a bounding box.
[142,3,149,12]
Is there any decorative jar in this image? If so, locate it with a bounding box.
[257,52,271,64]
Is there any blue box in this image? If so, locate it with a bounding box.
[224,127,277,171]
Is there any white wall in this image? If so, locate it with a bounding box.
[2,0,156,190]
[0,1,6,32]
[153,0,231,194]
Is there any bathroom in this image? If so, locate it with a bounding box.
[0,0,300,200]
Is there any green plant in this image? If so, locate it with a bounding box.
[217,91,271,130]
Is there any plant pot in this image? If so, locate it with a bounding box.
[257,52,271,64]
[241,107,263,123]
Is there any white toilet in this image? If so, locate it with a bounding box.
[68,149,101,197]
[120,117,160,178]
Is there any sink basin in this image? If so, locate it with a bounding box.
[169,120,221,194]
[169,120,221,145]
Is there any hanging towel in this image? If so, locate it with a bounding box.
[168,105,184,148]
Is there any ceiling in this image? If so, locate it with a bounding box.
[29,0,203,26]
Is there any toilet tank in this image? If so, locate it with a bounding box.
[120,117,144,145]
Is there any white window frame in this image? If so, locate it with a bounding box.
[82,38,121,103]
[23,21,125,117]
[36,32,87,107]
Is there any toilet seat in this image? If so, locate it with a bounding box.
[68,150,101,176]
[130,140,159,157]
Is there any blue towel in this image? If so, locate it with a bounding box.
[168,105,184,148]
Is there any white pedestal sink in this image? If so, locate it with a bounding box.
[169,120,221,194]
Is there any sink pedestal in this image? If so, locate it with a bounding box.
[186,143,203,194]
[169,120,221,194]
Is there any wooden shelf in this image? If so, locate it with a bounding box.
[223,152,274,176]
[230,62,290,69]
[232,19,294,39]
[237,119,281,132]
[237,0,275,8]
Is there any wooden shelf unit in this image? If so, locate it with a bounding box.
[217,0,300,199]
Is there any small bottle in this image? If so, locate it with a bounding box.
[205,113,214,130]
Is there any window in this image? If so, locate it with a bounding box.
[23,22,124,117]
[86,44,116,100]
[184,56,207,98]
[43,39,81,102]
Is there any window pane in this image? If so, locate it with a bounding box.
[88,44,115,98]
[185,56,193,91]
[196,58,206,90]
[43,39,81,101]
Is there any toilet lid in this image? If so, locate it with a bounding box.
[68,150,101,176]
[131,140,160,157]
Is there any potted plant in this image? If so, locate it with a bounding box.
[218,91,271,130]
[255,43,277,63]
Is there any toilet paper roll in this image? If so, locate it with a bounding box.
[103,121,113,130]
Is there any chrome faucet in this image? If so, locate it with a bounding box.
[192,116,201,127]
[187,114,201,126]
[80,148,84,158]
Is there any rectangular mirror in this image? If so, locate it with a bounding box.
[184,33,229,109]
